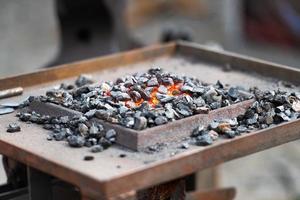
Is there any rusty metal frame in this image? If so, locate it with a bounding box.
[0,41,300,199]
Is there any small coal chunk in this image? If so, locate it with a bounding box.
[209,121,219,130]
[78,123,89,136]
[224,130,236,138]
[236,125,248,134]
[192,125,205,137]
[7,123,21,133]
[83,155,94,161]
[228,87,238,99]
[196,134,213,146]
[133,116,147,130]
[244,109,255,119]
[119,154,127,158]
[84,109,96,119]
[129,91,142,102]
[275,106,285,113]
[67,136,85,147]
[147,77,159,87]
[91,145,104,153]
[53,131,66,141]
[89,123,99,135]
[105,129,116,139]
[194,106,209,114]
[46,134,53,141]
[75,74,93,87]
[60,116,69,124]
[98,137,112,148]
[180,142,189,149]
[95,110,111,121]
[154,116,168,125]
[157,85,168,94]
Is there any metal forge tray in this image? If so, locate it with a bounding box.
[1,42,300,199]
[28,97,254,151]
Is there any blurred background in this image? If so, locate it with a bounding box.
[1,0,300,199]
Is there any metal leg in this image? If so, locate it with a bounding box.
[27,167,52,200]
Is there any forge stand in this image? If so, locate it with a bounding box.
[0,42,300,199]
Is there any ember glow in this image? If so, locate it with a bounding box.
[128,83,185,107]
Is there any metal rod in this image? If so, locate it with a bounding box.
[0,87,23,99]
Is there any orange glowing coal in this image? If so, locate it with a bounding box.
[126,83,185,108]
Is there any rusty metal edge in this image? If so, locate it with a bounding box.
[0,42,177,90]
[176,41,300,85]
[103,118,300,197]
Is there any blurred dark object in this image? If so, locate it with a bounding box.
[243,0,300,48]
[49,0,140,66]
[161,25,193,43]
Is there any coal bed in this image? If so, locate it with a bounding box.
[17,65,300,152]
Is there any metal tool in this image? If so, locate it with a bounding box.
[0,87,23,99]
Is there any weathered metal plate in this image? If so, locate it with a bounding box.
[28,99,254,151]
[0,42,300,199]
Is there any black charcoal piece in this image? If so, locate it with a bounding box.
[154,116,168,125]
[196,134,213,146]
[147,77,159,87]
[180,85,193,93]
[157,85,168,94]
[19,112,31,121]
[236,125,248,134]
[95,110,110,120]
[105,129,116,139]
[43,124,53,130]
[98,137,112,148]
[116,93,131,101]
[209,121,219,130]
[60,116,69,124]
[275,106,285,113]
[67,136,85,147]
[78,123,89,136]
[225,130,236,138]
[83,155,94,161]
[133,116,147,130]
[228,87,238,99]
[89,123,99,135]
[180,142,189,149]
[6,123,21,133]
[46,134,53,141]
[194,106,209,114]
[84,109,96,119]
[123,117,135,128]
[191,125,205,137]
[119,154,127,158]
[53,131,66,141]
[129,91,142,102]
[244,109,255,119]
[91,145,104,153]
[75,74,93,87]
